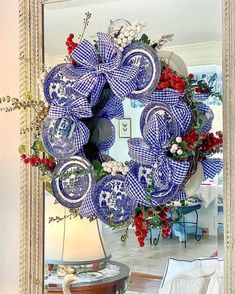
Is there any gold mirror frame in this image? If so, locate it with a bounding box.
[18,0,235,293]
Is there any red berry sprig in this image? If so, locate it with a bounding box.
[156,67,188,94]
[21,154,55,171]
[65,33,79,65]
[200,132,223,154]
[133,211,148,247]
[158,207,172,238]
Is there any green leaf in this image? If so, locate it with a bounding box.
[35,140,46,152]
[18,144,26,154]
[139,33,151,44]
[92,159,102,171]
[45,182,53,195]
[39,175,51,183]
[180,141,187,149]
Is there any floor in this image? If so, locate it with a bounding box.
[104,229,223,276]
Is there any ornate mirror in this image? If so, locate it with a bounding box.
[16,0,235,293]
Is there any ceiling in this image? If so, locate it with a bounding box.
[44,0,222,56]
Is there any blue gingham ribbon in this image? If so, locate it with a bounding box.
[126,111,190,204]
[195,93,210,101]
[142,89,192,135]
[201,158,223,180]
[79,187,97,218]
[48,97,92,151]
[70,32,139,101]
[143,88,182,105]
[197,102,214,133]
[96,91,124,119]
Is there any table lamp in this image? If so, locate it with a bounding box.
[44,194,111,277]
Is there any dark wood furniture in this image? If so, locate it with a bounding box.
[45,261,130,294]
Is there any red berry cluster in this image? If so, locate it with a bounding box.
[156,67,188,94]
[158,207,172,238]
[21,154,55,171]
[184,130,199,149]
[195,87,209,94]
[200,132,223,153]
[65,33,78,65]
[134,211,148,247]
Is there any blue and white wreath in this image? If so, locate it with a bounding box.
[41,19,222,227]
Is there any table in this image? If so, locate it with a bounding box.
[45,261,130,294]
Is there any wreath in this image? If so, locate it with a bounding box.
[15,16,223,247]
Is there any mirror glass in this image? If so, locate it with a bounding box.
[43,0,223,292]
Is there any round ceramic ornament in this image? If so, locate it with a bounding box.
[122,42,161,99]
[140,102,180,138]
[42,115,79,159]
[44,63,79,105]
[92,175,136,225]
[108,19,131,36]
[157,51,188,77]
[184,162,204,197]
[51,156,95,208]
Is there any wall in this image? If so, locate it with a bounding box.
[0,0,20,292]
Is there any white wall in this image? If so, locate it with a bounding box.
[0,0,20,292]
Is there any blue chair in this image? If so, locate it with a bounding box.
[172,204,203,248]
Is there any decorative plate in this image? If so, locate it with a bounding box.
[51,156,95,208]
[42,115,78,159]
[157,51,188,77]
[122,42,161,100]
[140,102,180,138]
[44,63,79,105]
[92,175,136,225]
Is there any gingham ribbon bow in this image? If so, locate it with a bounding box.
[127,113,190,204]
[48,97,93,151]
[70,32,139,101]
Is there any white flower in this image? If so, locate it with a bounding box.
[177,149,183,155]
[111,171,116,176]
[176,137,182,143]
[106,168,112,173]
[171,144,179,150]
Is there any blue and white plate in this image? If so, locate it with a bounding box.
[42,115,78,159]
[44,63,79,105]
[92,175,136,225]
[140,102,180,138]
[51,156,95,208]
[122,42,161,100]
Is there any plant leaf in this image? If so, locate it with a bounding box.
[45,182,53,195]
[35,140,46,152]
[39,175,51,183]
[18,144,27,154]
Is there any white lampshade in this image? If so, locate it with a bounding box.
[45,194,110,265]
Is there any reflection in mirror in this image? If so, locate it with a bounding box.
[42,1,223,293]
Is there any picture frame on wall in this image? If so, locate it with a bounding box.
[118,118,132,138]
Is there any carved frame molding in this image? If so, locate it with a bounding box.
[18,0,235,293]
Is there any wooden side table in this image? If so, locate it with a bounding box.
[45,261,130,294]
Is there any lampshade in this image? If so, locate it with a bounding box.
[45,194,110,265]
